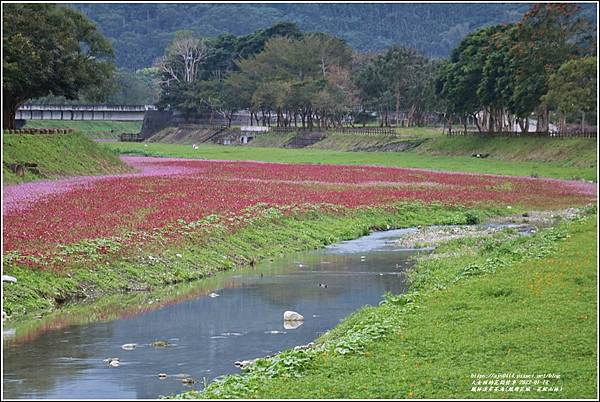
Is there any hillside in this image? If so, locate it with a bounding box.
[3,132,132,185]
[68,3,595,70]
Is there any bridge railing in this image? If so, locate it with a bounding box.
[19,104,157,111]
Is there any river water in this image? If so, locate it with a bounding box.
[3,228,427,399]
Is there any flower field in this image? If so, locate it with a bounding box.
[2,156,596,258]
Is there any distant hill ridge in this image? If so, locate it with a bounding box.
[70,3,596,70]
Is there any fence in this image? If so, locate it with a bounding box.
[326,127,397,136]
[447,130,597,139]
[270,126,398,136]
[4,128,75,134]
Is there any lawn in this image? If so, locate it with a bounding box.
[104,141,597,181]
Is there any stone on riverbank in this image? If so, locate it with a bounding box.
[2,275,17,283]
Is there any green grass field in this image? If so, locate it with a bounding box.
[3,132,131,184]
[22,120,142,139]
[105,141,597,181]
[176,212,597,399]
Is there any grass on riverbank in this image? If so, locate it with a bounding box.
[416,136,597,169]
[3,133,131,185]
[22,120,142,139]
[3,202,502,321]
[105,141,597,181]
[173,208,597,399]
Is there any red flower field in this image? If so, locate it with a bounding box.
[2,157,596,256]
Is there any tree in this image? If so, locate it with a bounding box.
[156,30,208,87]
[381,46,426,126]
[3,4,114,129]
[232,34,353,128]
[356,45,430,127]
[510,3,593,132]
[154,23,304,121]
[542,57,597,132]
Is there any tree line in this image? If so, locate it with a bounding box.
[3,3,596,133]
[435,3,596,133]
[153,23,439,129]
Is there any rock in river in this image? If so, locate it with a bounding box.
[283,310,304,321]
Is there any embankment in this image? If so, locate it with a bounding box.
[251,132,597,168]
[22,120,142,139]
[2,203,502,320]
[145,127,597,175]
[2,132,131,185]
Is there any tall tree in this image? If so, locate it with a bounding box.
[510,3,593,132]
[3,3,114,129]
[542,56,597,132]
[156,30,208,87]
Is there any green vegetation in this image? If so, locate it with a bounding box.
[68,3,595,71]
[543,56,597,131]
[3,132,131,185]
[3,202,502,321]
[435,4,596,133]
[22,120,142,139]
[172,210,597,399]
[104,140,597,181]
[414,136,597,169]
[3,3,114,129]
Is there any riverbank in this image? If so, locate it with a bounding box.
[2,202,503,321]
[5,152,595,322]
[21,120,142,139]
[105,140,597,181]
[3,132,131,185]
[172,208,597,399]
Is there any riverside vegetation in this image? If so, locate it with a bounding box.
[170,207,597,399]
[2,202,504,320]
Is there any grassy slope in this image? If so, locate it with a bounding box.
[104,141,597,181]
[416,136,598,169]
[22,120,142,139]
[178,213,596,399]
[246,133,296,147]
[309,133,425,151]
[2,133,131,185]
[3,203,500,320]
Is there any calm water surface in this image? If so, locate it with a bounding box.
[3,228,424,399]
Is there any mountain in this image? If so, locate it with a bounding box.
[70,3,596,70]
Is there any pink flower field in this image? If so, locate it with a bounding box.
[2,156,596,257]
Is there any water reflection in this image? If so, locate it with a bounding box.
[3,229,424,399]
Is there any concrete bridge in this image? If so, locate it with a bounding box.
[16,104,157,121]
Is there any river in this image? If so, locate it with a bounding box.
[3,228,427,399]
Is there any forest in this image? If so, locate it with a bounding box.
[68,3,596,71]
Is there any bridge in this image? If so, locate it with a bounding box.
[16,104,157,121]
